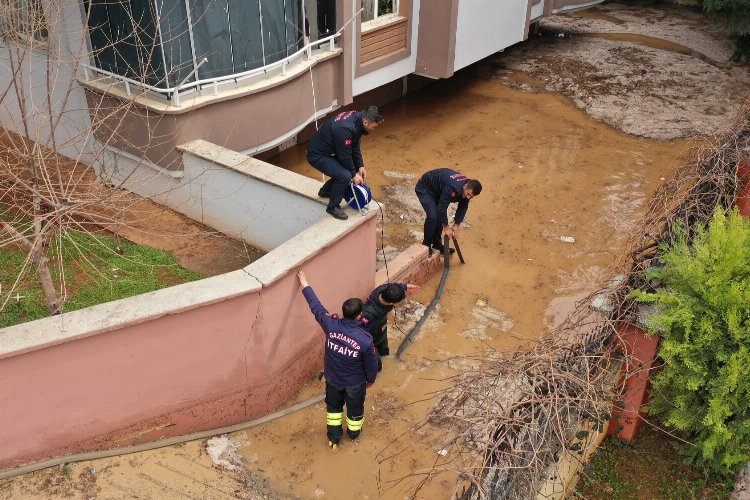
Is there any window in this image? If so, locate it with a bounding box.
[86,0,331,91]
[362,0,398,23]
[0,0,48,43]
[306,0,335,41]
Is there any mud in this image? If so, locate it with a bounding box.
[114,193,264,277]
[496,2,750,140]
[259,59,692,500]
[2,3,749,499]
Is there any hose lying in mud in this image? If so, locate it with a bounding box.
[0,394,325,481]
[396,236,458,359]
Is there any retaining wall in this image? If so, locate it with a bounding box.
[0,143,378,470]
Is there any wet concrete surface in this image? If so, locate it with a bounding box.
[3,3,748,499]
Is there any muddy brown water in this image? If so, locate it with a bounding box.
[250,63,691,498]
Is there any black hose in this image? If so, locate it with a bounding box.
[395,235,452,359]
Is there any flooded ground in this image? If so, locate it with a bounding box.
[261,64,690,500]
[2,2,748,499]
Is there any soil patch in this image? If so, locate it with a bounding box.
[493,3,750,139]
[576,425,733,499]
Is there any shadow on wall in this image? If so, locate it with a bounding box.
[0,141,377,470]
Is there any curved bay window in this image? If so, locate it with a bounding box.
[84,0,335,94]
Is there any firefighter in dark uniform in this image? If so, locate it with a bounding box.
[307,106,383,220]
[361,282,421,371]
[415,168,483,253]
[297,270,379,449]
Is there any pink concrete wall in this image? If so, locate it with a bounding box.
[374,243,447,287]
[0,219,376,470]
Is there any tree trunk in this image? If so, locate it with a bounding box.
[0,219,60,315]
[32,238,60,315]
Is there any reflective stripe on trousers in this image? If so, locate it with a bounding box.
[346,416,364,432]
[326,412,343,427]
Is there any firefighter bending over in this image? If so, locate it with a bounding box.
[362,282,421,371]
[415,168,482,254]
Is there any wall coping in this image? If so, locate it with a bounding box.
[0,270,260,360]
[589,275,658,330]
[0,210,378,360]
[177,139,324,202]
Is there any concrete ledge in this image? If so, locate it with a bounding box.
[248,209,379,286]
[375,243,448,286]
[178,139,324,203]
[0,269,261,360]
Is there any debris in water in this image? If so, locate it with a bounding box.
[382,170,415,179]
[206,435,244,471]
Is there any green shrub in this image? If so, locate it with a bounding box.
[633,206,750,476]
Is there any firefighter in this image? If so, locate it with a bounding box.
[361,282,421,371]
[415,168,482,254]
[297,270,379,449]
[307,106,384,220]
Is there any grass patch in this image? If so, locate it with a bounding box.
[575,425,733,499]
[0,229,202,327]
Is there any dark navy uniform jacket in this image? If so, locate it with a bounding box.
[302,286,378,388]
[306,110,367,174]
[361,283,407,344]
[418,168,471,227]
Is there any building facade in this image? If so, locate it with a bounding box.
[1,0,603,179]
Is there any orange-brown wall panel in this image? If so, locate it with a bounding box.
[360,18,408,64]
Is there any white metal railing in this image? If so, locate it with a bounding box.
[81,33,340,106]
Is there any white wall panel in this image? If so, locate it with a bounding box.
[352,0,421,96]
[454,0,527,71]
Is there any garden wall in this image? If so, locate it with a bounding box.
[0,143,378,470]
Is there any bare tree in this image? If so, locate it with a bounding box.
[0,0,190,317]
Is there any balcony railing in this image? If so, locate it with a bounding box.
[81,34,341,107]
